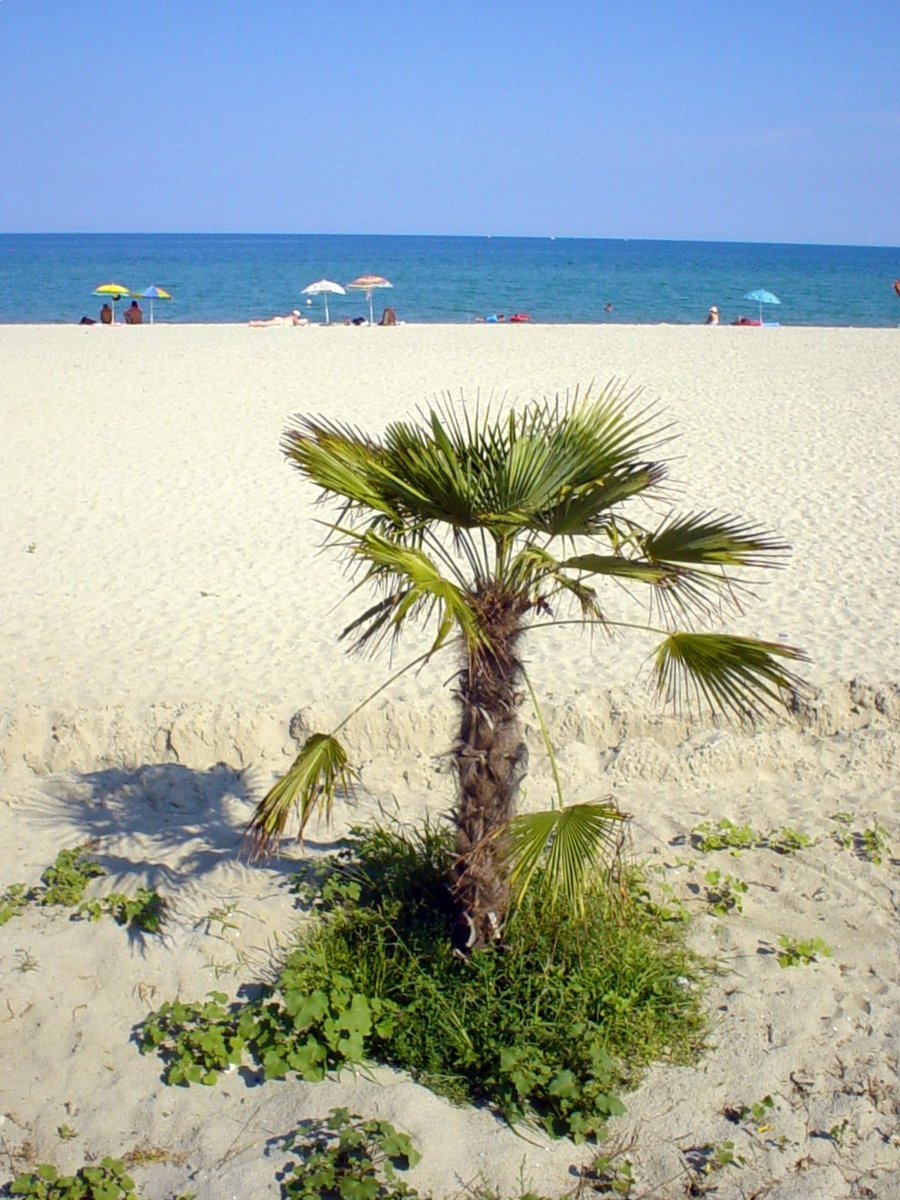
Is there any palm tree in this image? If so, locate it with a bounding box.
[247,383,806,951]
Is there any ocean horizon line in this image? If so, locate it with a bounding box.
[3,230,899,252]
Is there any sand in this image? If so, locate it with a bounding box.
[0,323,898,1198]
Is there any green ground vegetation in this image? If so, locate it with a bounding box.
[6,1158,136,1200]
[140,822,707,1143]
[0,845,165,934]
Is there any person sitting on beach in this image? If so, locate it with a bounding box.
[249,310,308,327]
[123,300,143,325]
[378,306,397,326]
[705,306,719,325]
[99,303,113,325]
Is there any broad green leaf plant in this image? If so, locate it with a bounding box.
[247,383,806,951]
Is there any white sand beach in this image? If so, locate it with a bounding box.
[1,324,898,1198]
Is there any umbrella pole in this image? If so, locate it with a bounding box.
[149,299,155,325]
[324,294,330,325]
[368,292,374,326]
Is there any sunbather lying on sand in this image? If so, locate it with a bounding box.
[249,310,308,327]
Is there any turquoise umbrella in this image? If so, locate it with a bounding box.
[743,289,781,324]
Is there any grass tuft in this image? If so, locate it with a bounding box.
[141,821,707,1143]
[281,821,707,1140]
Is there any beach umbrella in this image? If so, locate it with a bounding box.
[131,286,172,325]
[348,275,392,326]
[93,282,131,324]
[743,288,781,324]
[301,279,345,325]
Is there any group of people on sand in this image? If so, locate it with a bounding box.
[81,300,144,326]
[249,306,399,327]
[705,306,761,326]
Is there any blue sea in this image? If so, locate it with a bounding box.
[1,233,898,327]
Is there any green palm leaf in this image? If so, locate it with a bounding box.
[508,545,601,617]
[642,512,789,570]
[342,530,482,651]
[245,733,354,859]
[505,801,628,916]
[283,384,669,539]
[562,552,674,586]
[560,549,724,624]
[283,419,397,518]
[565,511,792,620]
[654,631,808,721]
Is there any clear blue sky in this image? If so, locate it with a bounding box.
[2,2,898,245]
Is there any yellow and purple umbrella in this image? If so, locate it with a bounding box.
[93,282,131,323]
[347,275,392,325]
[131,286,172,325]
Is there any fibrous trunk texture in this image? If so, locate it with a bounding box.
[451,591,528,953]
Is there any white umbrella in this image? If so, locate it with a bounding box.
[347,275,392,326]
[301,279,346,325]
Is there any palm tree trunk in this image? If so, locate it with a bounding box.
[451,595,528,953]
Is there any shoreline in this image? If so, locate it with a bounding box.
[2,318,900,330]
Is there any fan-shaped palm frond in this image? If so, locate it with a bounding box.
[563,510,791,622]
[338,530,483,652]
[654,632,808,721]
[504,801,628,916]
[642,512,790,570]
[282,419,396,517]
[245,733,354,859]
[282,384,670,543]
